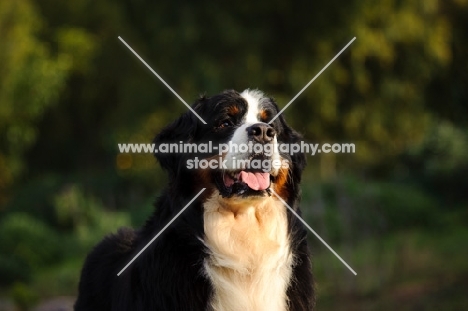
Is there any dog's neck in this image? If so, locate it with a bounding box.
[203,190,293,311]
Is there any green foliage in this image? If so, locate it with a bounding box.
[0,0,70,202]
[0,185,131,289]
[0,213,63,284]
[314,228,468,310]
[10,282,38,311]
[54,185,102,229]
[56,28,97,74]
[302,176,442,245]
[372,182,440,230]
[32,259,82,297]
[52,184,131,251]
[409,121,468,175]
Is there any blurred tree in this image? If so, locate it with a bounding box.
[294,0,453,175]
[0,0,70,204]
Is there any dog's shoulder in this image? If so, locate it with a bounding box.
[85,227,137,272]
[75,227,138,310]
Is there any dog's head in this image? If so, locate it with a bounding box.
[154,89,306,203]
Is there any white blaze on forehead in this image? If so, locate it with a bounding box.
[240,89,264,124]
[222,90,281,175]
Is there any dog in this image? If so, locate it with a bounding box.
[75,89,315,310]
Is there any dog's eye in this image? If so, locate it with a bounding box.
[217,119,233,129]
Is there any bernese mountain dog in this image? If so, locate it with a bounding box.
[75,89,315,310]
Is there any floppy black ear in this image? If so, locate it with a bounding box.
[275,112,307,189]
[153,111,198,178]
[283,122,307,180]
[291,137,307,185]
[268,97,307,181]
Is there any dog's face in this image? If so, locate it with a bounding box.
[154,89,305,202]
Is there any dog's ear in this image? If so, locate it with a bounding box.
[289,130,307,183]
[271,99,307,185]
[153,110,198,177]
[281,119,307,182]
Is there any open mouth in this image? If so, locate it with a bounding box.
[214,169,274,198]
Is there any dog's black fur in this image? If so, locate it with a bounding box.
[75,90,315,310]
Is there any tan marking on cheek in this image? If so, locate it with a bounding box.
[273,167,290,201]
[194,153,227,201]
[194,169,215,201]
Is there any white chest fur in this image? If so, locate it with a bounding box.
[203,191,293,311]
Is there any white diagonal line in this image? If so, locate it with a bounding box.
[269,37,356,124]
[117,188,206,276]
[270,189,357,275]
[118,36,207,125]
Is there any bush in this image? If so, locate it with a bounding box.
[0,213,63,285]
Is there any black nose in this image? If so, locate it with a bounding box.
[246,123,276,143]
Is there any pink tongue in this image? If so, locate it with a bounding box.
[239,171,270,190]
